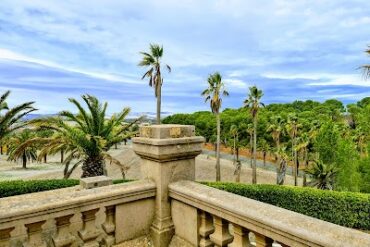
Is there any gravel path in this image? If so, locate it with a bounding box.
[0,144,302,185]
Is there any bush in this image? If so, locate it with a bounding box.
[0,179,131,198]
[203,182,370,230]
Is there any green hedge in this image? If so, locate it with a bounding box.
[0,179,131,198]
[203,182,370,230]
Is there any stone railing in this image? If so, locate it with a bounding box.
[0,180,156,247]
[169,180,370,247]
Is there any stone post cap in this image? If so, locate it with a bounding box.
[132,124,204,162]
[138,124,195,139]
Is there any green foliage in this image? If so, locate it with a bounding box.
[7,129,38,168]
[30,95,138,178]
[0,90,36,142]
[203,182,370,230]
[0,179,131,198]
[164,98,370,192]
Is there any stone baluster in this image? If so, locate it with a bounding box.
[198,211,214,247]
[0,227,14,247]
[254,232,273,247]
[209,216,233,247]
[52,214,75,247]
[133,124,204,247]
[102,206,116,247]
[78,209,100,247]
[231,224,250,247]
[24,220,47,247]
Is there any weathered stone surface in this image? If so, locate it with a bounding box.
[169,180,370,247]
[133,125,204,247]
[171,200,198,246]
[80,176,112,189]
[115,199,155,243]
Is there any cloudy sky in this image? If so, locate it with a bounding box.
[0,0,369,114]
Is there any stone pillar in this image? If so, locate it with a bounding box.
[132,125,204,247]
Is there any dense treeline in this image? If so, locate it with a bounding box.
[163,97,370,193]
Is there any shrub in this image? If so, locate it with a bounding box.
[0,179,131,198]
[203,182,370,230]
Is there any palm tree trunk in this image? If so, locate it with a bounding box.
[81,155,104,178]
[249,135,253,168]
[293,137,298,186]
[216,113,221,181]
[61,149,64,163]
[0,146,3,155]
[252,116,257,184]
[156,84,161,124]
[44,154,47,163]
[22,151,27,169]
[263,151,266,166]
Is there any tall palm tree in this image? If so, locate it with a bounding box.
[0,90,36,142]
[361,46,370,79]
[202,72,229,181]
[7,129,37,169]
[139,44,171,124]
[286,114,301,186]
[230,125,241,182]
[276,146,289,185]
[246,123,254,168]
[296,133,310,186]
[27,95,138,178]
[258,139,270,167]
[244,86,264,184]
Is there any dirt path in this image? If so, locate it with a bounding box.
[0,145,302,185]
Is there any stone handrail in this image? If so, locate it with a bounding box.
[169,180,370,247]
[0,180,156,247]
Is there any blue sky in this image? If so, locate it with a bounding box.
[0,0,369,114]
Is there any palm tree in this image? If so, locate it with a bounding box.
[139,44,171,124]
[305,160,338,190]
[28,95,138,178]
[202,72,229,181]
[230,125,241,182]
[258,139,270,167]
[7,129,37,169]
[361,46,370,79]
[296,133,310,186]
[244,86,264,184]
[285,114,301,186]
[246,123,254,168]
[276,146,289,185]
[267,115,284,151]
[0,91,36,142]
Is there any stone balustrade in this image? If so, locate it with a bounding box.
[0,180,156,247]
[169,180,370,247]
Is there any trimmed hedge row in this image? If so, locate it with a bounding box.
[203,182,370,230]
[0,179,131,198]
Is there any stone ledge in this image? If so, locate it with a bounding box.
[169,181,370,247]
[0,180,156,224]
[80,176,112,189]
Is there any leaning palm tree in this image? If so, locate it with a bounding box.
[7,129,37,169]
[27,95,138,178]
[139,44,171,124]
[276,146,289,185]
[361,46,370,79]
[305,160,338,190]
[202,72,229,181]
[0,90,36,142]
[244,86,264,184]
